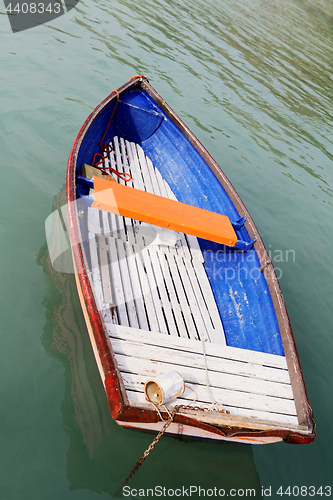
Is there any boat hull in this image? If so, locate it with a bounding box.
[117,421,283,445]
[66,76,315,445]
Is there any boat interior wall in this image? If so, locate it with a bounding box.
[76,88,164,174]
[114,100,164,144]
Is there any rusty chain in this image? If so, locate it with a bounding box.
[117,406,177,494]
[117,403,230,494]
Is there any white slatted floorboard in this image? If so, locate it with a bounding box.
[107,324,298,426]
[86,137,298,424]
[87,136,225,344]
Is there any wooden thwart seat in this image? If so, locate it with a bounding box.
[92,176,237,247]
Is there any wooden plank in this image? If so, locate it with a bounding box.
[96,233,114,306]
[109,211,120,240]
[87,206,101,234]
[103,181,129,245]
[155,168,169,199]
[133,246,160,333]
[108,147,118,182]
[107,236,129,326]
[88,230,113,324]
[110,335,291,385]
[106,323,288,370]
[123,241,149,331]
[186,234,205,263]
[114,350,293,400]
[135,243,169,334]
[101,210,111,237]
[92,176,237,246]
[181,255,225,341]
[115,238,139,328]
[114,137,137,246]
[135,144,154,194]
[88,231,104,307]
[163,182,192,261]
[93,176,237,246]
[124,390,299,426]
[163,252,201,340]
[113,136,124,185]
[145,245,178,336]
[153,248,188,338]
[171,251,210,342]
[119,138,137,245]
[126,139,146,191]
[119,138,131,179]
[120,371,296,415]
[103,154,109,171]
[145,155,162,197]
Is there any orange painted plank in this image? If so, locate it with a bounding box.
[92,176,237,246]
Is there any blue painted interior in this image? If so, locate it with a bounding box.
[75,85,284,355]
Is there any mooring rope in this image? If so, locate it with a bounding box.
[91,89,132,182]
[201,338,228,413]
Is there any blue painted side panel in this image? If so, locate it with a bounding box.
[198,240,283,354]
[76,86,284,355]
[114,101,164,143]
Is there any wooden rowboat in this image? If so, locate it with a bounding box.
[66,75,316,445]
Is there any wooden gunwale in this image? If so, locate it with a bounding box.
[66,75,315,443]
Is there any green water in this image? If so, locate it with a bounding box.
[1,0,332,498]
